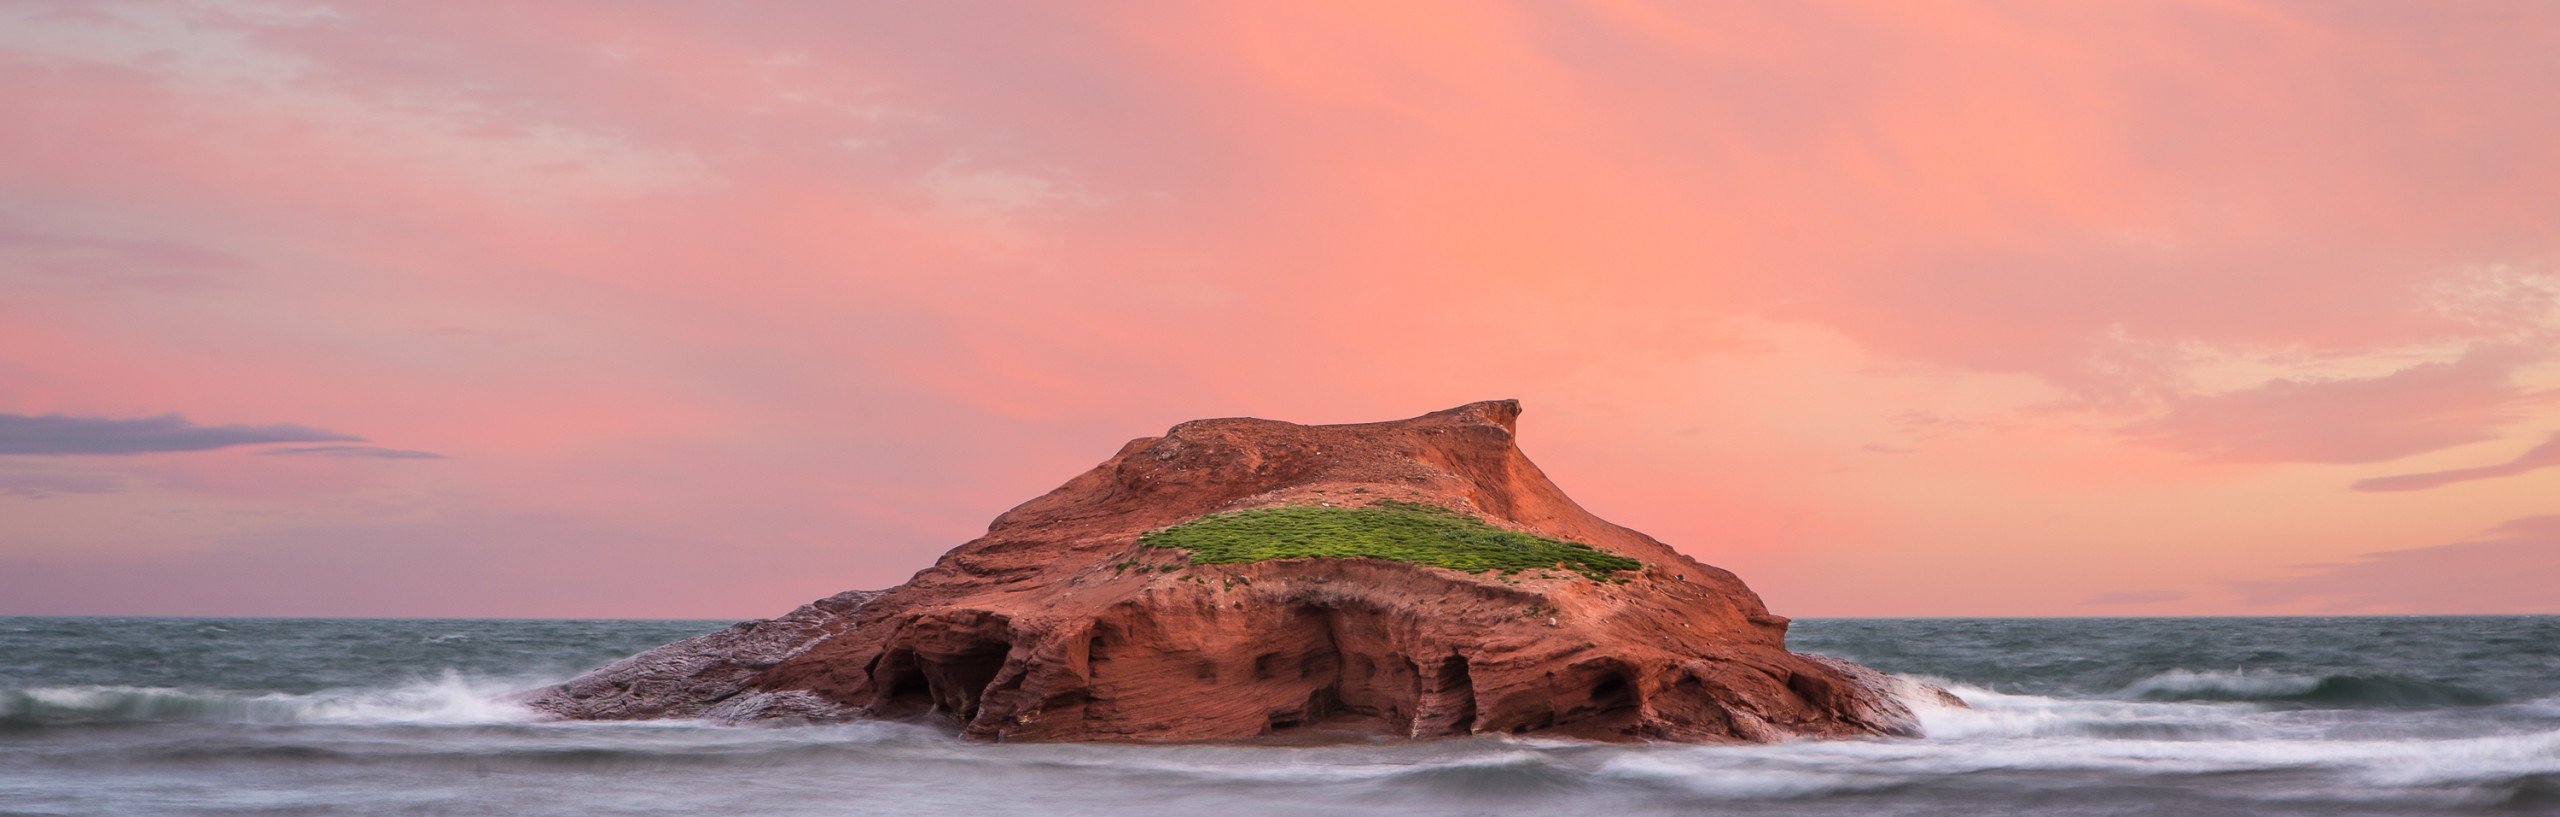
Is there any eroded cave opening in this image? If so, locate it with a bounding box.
[1252,651,1284,680]
[868,635,1017,726]
[1586,675,1635,714]
[1259,604,1346,733]
[869,649,934,717]
[1560,661,1644,733]
[1413,654,1477,737]
[921,639,1013,722]
[1255,603,1436,735]
[1086,623,1118,669]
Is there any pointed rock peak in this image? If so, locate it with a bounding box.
[1158,400,1523,443]
[1425,399,1521,433]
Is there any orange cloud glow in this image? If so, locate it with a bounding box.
[2,2,2555,617]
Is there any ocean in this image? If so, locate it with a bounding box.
[3,615,2555,816]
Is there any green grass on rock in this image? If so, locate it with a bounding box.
[1139,500,1641,581]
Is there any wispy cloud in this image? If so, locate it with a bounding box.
[2120,347,2542,464]
[2081,590,2186,606]
[0,471,122,498]
[259,445,446,459]
[2231,516,2560,614]
[0,413,359,455]
[3,2,2558,616]
[0,218,247,290]
[2351,433,2560,492]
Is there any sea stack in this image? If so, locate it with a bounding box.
[527,400,1951,742]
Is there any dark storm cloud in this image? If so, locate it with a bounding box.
[0,413,361,455]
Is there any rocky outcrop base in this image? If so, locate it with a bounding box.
[528,400,1960,742]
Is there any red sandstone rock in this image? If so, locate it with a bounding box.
[528,400,1955,742]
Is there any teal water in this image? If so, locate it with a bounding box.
[4,616,2556,816]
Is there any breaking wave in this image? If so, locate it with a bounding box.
[6,615,2555,817]
[0,670,543,726]
[2118,669,2499,707]
[1816,674,2560,805]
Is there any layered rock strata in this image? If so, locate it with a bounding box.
[527,400,1952,742]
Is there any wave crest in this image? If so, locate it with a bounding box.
[0,670,542,726]
[2119,669,2497,708]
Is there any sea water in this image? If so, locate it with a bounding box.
[3,616,2555,816]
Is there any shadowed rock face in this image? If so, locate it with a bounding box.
[526,400,1955,742]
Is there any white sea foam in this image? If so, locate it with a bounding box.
[1683,674,2560,795]
[1899,678,2261,740]
[2,670,546,725]
[998,744,1567,787]
[286,671,544,723]
[1613,725,2560,805]
[1595,753,1901,799]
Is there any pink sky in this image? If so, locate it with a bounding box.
[2,1,2555,618]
